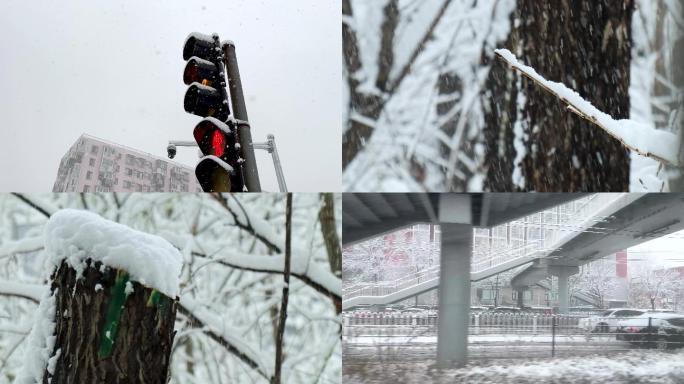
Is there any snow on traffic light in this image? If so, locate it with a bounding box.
[182,33,230,121]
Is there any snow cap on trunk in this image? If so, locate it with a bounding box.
[44,209,182,298]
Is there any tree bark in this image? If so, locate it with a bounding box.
[483,0,633,191]
[46,259,177,384]
[318,193,341,276]
[667,2,684,190]
[342,0,384,169]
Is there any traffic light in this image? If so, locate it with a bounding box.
[182,33,230,121]
[193,117,244,192]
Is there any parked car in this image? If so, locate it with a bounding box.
[616,313,684,349]
[578,308,645,333]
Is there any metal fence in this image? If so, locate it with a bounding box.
[343,313,683,359]
[344,312,580,330]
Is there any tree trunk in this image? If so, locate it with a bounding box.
[667,3,684,190]
[483,0,633,191]
[319,193,342,276]
[342,0,386,169]
[46,259,177,383]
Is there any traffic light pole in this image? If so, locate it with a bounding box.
[223,41,262,192]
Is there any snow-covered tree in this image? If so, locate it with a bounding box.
[342,225,439,286]
[629,265,683,310]
[569,258,619,309]
[0,193,341,384]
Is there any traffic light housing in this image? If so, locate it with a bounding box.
[182,33,229,121]
[193,117,244,192]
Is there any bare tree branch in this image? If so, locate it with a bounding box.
[11,193,53,218]
[274,194,292,384]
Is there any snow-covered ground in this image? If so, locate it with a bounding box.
[344,349,684,383]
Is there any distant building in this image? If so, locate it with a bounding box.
[53,134,201,192]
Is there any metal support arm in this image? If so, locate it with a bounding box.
[253,134,287,192]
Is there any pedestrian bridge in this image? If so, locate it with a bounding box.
[343,193,665,310]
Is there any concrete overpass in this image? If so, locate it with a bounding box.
[342,193,684,368]
[344,194,638,310]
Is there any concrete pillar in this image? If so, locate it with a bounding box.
[557,269,571,314]
[436,223,472,368]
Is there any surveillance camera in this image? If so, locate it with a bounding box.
[167,144,177,159]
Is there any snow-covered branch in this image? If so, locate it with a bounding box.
[10,193,58,218]
[494,48,681,166]
[178,296,273,381]
[0,282,44,303]
[0,237,44,259]
[192,251,341,305]
[211,194,281,253]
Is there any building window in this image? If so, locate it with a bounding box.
[126,168,132,176]
[91,146,99,154]
[89,158,95,166]
[86,171,92,180]
[84,185,90,192]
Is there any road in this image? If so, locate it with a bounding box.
[344,325,638,367]
[343,325,679,383]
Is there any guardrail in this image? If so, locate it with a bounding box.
[344,314,684,356]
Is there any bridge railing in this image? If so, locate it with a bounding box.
[343,265,441,299]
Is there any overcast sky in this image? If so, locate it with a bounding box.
[0,0,340,192]
[628,230,684,269]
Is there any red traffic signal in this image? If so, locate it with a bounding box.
[193,117,244,192]
[193,117,232,156]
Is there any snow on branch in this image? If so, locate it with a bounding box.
[0,281,45,303]
[11,193,59,218]
[494,48,681,166]
[193,250,341,303]
[209,194,342,300]
[212,194,281,253]
[178,296,273,381]
[0,236,44,258]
